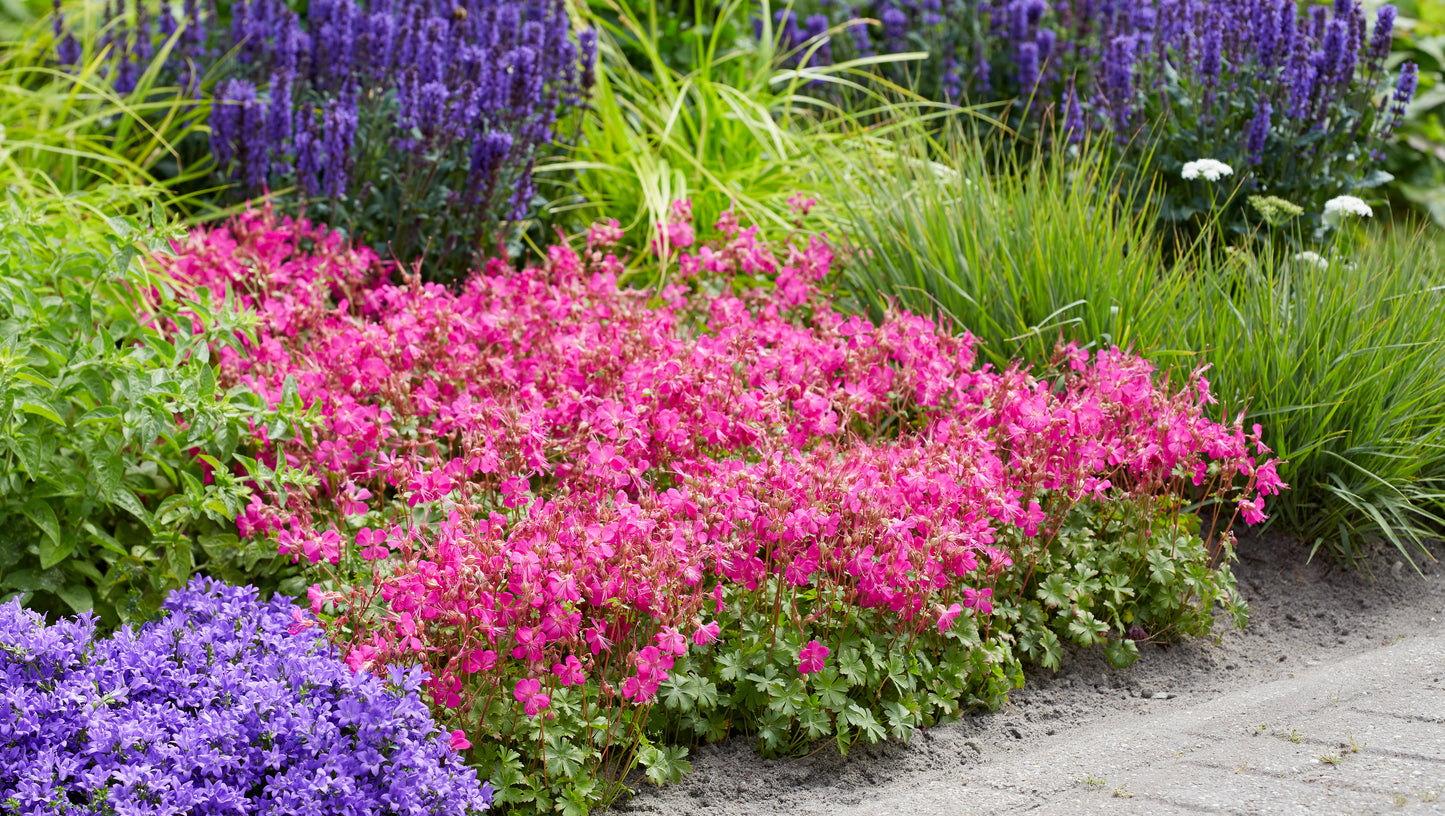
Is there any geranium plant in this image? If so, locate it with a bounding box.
[161,200,1278,812]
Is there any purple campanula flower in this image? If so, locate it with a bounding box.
[0,578,493,814]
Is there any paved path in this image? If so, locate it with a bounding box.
[842,631,1445,816]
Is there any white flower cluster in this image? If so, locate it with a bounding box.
[1322,195,1372,227]
[1293,251,1329,270]
[1181,159,1234,182]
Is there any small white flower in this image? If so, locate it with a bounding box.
[1322,195,1372,227]
[1293,251,1329,270]
[1181,158,1234,182]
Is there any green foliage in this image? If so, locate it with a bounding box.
[1382,0,1445,226]
[997,499,1247,672]
[0,187,305,625]
[824,129,1445,566]
[586,0,748,77]
[457,576,1026,815]
[0,13,215,205]
[826,130,1167,370]
[549,0,940,271]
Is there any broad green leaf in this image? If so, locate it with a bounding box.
[111,489,152,528]
[55,583,93,614]
[21,497,61,548]
[19,400,65,426]
[1103,637,1140,669]
[38,532,77,571]
[165,537,194,584]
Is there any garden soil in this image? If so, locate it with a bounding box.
[613,533,1445,815]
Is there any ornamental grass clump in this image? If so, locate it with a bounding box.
[790,0,1416,237]
[0,576,492,815]
[162,202,1277,811]
[55,0,595,278]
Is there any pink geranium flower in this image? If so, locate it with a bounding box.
[798,640,829,675]
[356,527,390,561]
[513,678,551,717]
[692,621,721,646]
[936,603,964,633]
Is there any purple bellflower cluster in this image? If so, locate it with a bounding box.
[793,0,1417,231]
[0,577,493,815]
[60,0,595,276]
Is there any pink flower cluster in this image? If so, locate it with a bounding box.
[163,202,1281,724]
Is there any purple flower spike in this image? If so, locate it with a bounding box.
[1369,5,1397,72]
[1246,99,1271,164]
